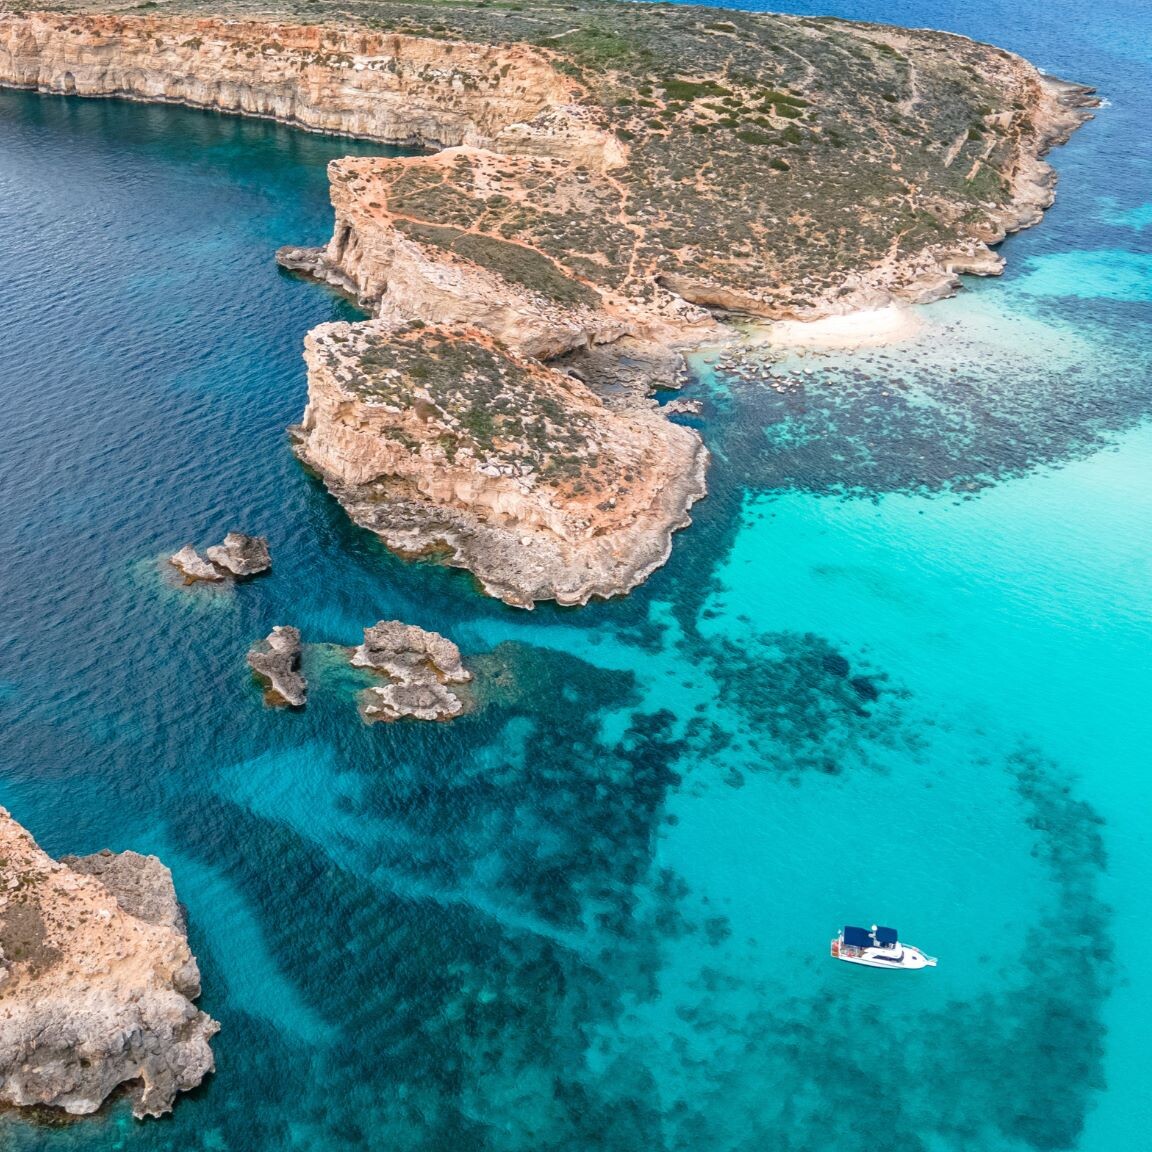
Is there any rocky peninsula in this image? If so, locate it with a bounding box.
[0,1,1096,604]
[0,809,218,1119]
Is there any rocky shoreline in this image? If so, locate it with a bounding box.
[0,5,1096,607]
[0,810,217,1119]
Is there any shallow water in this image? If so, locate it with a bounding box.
[0,0,1149,1146]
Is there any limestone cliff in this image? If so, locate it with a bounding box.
[0,810,218,1119]
[0,12,578,149]
[294,321,707,607]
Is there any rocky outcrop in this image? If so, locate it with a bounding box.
[353,619,470,683]
[352,620,471,721]
[169,544,223,583]
[0,809,218,1119]
[247,625,307,707]
[169,533,270,582]
[293,321,708,607]
[60,849,186,934]
[205,532,271,577]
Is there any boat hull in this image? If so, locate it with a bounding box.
[831,938,937,969]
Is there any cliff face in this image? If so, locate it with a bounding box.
[0,12,577,148]
[0,810,218,1119]
[295,321,707,607]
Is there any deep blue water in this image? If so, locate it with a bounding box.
[0,0,1149,1147]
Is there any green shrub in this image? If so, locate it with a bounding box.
[396,221,599,307]
[661,78,732,101]
[762,89,810,108]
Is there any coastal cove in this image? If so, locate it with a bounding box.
[0,2,1150,1152]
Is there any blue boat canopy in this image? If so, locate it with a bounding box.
[842,925,900,947]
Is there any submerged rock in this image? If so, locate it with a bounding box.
[247,625,307,707]
[168,545,223,583]
[352,620,471,722]
[205,532,271,578]
[0,808,218,1119]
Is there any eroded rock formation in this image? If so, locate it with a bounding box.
[294,321,708,606]
[169,544,223,583]
[169,533,270,582]
[205,532,271,577]
[0,810,218,1119]
[352,619,471,721]
[247,625,307,706]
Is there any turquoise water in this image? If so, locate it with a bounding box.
[0,0,1149,1145]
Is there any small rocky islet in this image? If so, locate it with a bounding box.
[168,532,271,584]
[245,619,473,721]
[169,531,470,720]
[352,620,473,722]
[247,625,307,707]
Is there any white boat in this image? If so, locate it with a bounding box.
[831,924,937,969]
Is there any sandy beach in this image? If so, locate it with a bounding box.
[750,304,925,350]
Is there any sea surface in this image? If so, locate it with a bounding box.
[0,0,1148,1146]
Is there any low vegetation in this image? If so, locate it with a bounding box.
[45,0,1049,312]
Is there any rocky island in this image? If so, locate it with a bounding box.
[169,532,270,583]
[352,619,472,721]
[247,625,307,706]
[0,1,1096,604]
[0,809,218,1119]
